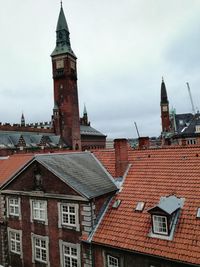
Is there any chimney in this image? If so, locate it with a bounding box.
[181,139,187,146]
[114,139,128,177]
[138,137,150,149]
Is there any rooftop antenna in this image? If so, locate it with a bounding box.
[186,82,195,115]
[134,122,140,138]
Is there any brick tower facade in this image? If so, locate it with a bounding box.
[51,4,81,150]
[160,78,170,133]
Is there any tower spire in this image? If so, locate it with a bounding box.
[51,3,76,57]
[160,78,170,133]
[161,77,168,104]
[21,112,25,127]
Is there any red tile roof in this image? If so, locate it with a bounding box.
[0,154,33,186]
[92,146,200,265]
[93,149,115,177]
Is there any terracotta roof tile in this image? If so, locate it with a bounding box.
[0,154,33,186]
[92,146,200,265]
[93,149,115,177]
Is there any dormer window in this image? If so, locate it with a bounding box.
[148,195,184,240]
[152,215,168,235]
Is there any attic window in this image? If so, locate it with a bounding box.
[152,215,168,235]
[148,195,184,240]
[135,202,145,212]
[196,208,200,218]
[112,199,121,209]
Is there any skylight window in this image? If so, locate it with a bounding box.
[196,208,200,218]
[112,199,121,209]
[135,202,145,212]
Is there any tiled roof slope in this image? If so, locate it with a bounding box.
[0,154,33,185]
[92,146,200,265]
[93,149,115,177]
[35,152,117,199]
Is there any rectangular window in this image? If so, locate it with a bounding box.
[8,197,20,217]
[32,234,49,264]
[187,139,196,145]
[60,241,80,267]
[58,203,79,230]
[62,205,76,226]
[30,199,47,224]
[107,255,119,267]
[153,215,168,235]
[8,228,22,255]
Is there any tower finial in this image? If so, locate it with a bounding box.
[60,0,62,8]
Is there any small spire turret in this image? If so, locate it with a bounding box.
[83,104,87,116]
[80,104,90,126]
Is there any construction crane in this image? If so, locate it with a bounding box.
[134,122,140,138]
[186,82,195,115]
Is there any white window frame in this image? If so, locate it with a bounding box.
[30,199,48,225]
[31,233,49,265]
[58,203,79,231]
[7,197,21,218]
[8,228,22,257]
[152,215,168,235]
[187,138,196,145]
[59,240,80,267]
[107,254,119,267]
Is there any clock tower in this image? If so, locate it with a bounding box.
[51,3,81,149]
[160,78,170,133]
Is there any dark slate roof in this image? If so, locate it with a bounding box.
[80,125,106,137]
[174,113,200,137]
[35,152,117,199]
[148,195,184,215]
[9,134,21,146]
[0,132,61,148]
[174,113,194,134]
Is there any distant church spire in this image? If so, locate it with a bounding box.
[21,112,25,127]
[80,104,90,126]
[83,103,87,116]
[160,78,170,133]
[161,77,168,104]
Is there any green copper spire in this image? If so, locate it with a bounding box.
[56,4,69,32]
[51,4,76,57]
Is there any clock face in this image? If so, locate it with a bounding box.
[56,60,64,69]
[162,106,168,112]
[70,61,76,70]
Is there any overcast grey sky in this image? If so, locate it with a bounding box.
[0,0,200,139]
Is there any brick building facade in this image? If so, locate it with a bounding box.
[0,152,117,267]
